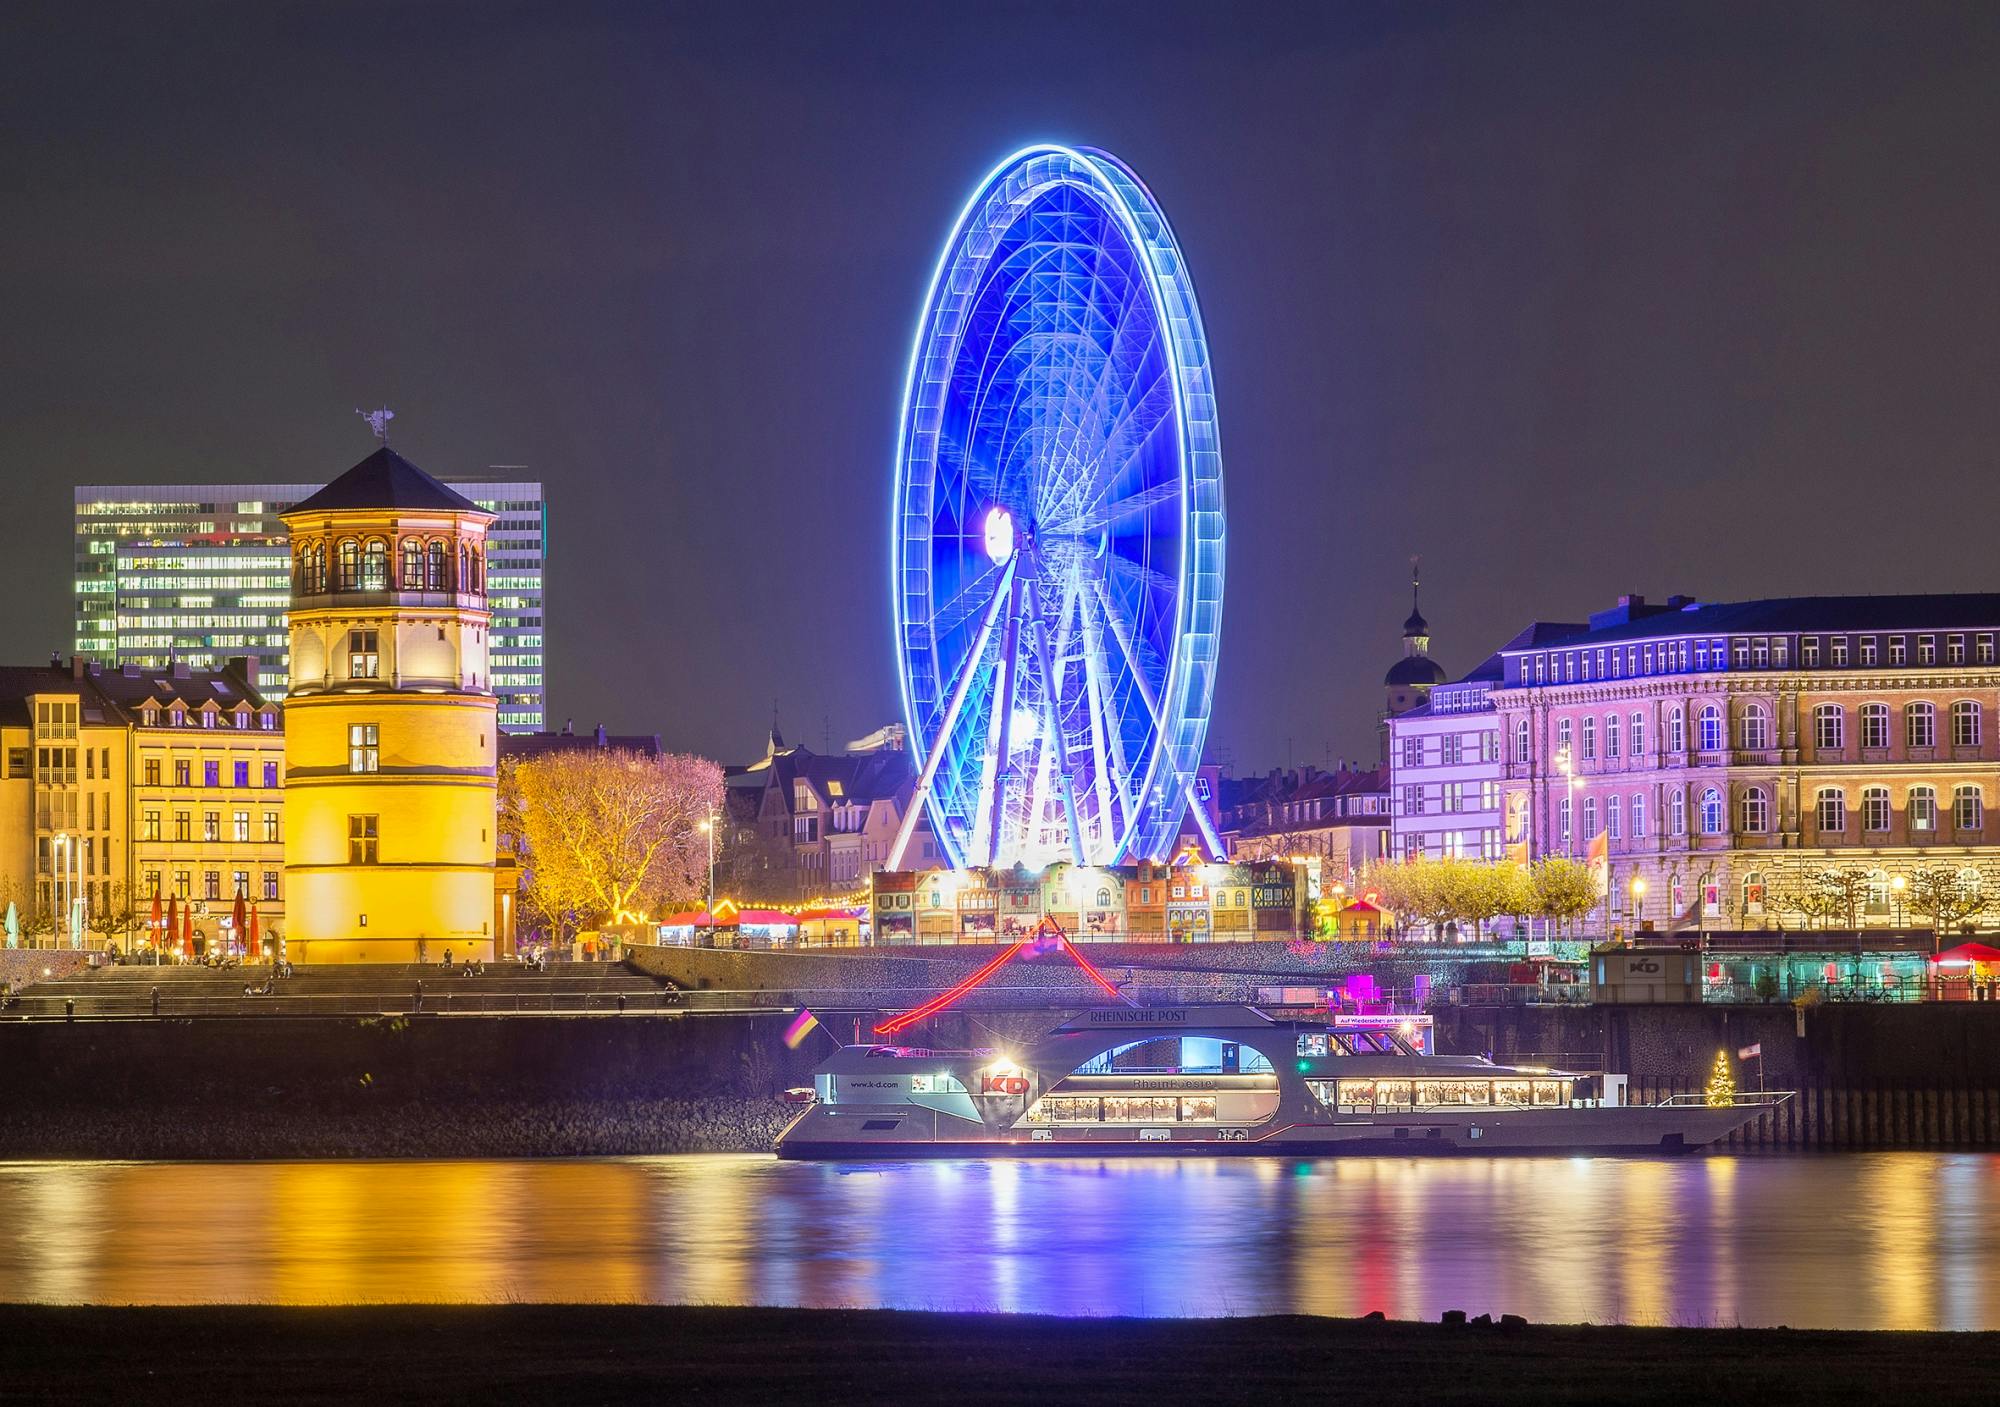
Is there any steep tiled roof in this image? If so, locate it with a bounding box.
[285,447,483,516]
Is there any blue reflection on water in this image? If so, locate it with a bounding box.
[0,1153,1993,1329]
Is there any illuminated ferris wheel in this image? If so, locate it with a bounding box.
[887,145,1226,871]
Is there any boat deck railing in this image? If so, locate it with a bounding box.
[1653,1091,1795,1108]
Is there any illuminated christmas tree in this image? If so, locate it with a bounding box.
[1704,1050,1736,1107]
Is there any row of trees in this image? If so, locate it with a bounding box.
[500,748,726,945]
[1768,863,1993,933]
[1330,856,1600,939]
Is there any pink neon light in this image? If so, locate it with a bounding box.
[872,917,1131,1036]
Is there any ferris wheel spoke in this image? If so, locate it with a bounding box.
[930,560,1004,641]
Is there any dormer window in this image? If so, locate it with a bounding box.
[259,710,276,731]
[142,706,158,727]
[169,707,184,727]
[199,708,216,728]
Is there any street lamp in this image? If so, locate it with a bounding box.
[1891,873,1906,929]
[698,809,716,935]
[1630,875,1647,930]
[1554,744,1578,859]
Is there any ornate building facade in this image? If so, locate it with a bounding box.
[1495,594,2000,931]
[280,448,501,962]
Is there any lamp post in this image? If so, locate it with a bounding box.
[1891,873,1906,929]
[1630,875,1647,933]
[51,832,67,951]
[1555,745,1577,859]
[698,809,716,934]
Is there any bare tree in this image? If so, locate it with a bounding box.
[514,749,726,928]
[1906,866,1992,937]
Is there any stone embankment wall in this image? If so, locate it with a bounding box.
[1441,1001,2000,1151]
[0,1013,820,1160]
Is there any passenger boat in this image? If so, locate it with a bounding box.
[775,1004,1787,1158]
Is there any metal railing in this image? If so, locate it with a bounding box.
[1654,1091,1795,1108]
[1,989,795,1019]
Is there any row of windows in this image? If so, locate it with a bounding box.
[142,869,281,902]
[139,703,279,730]
[1525,632,1998,685]
[1555,784,1985,843]
[1399,781,1502,815]
[1527,700,1985,764]
[296,536,484,596]
[1398,732,1502,767]
[139,808,281,843]
[141,758,281,788]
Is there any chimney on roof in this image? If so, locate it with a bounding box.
[121,663,141,677]
[1666,594,1696,610]
[50,652,61,669]
[171,661,190,679]
[71,655,86,680]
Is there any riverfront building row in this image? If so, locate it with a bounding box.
[1389,592,2000,932]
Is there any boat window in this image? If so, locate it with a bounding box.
[1416,1080,1492,1107]
[1103,1095,1179,1123]
[1533,1080,1568,1107]
[1297,1033,1329,1058]
[909,1074,966,1094]
[1336,1080,1374,1113]
[1375,1080,1413,1111]
[1493,1079,1533,1106]
[1025,1096,1101,1124]
[1179,1096,1218,1122]
[1080,1038,1274,1075]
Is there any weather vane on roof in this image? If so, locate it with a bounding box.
[355,406,395,442]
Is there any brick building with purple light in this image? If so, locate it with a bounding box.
[1494,593,2000,933]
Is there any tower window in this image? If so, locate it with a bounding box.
[349,629,379,680]
[348,723,379,774]
[347,814,378,864]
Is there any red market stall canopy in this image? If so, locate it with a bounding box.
[1933,942,2000,969]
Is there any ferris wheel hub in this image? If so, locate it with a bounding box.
[981,506,1017,564]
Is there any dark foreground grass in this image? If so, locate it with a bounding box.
[1,1304,1994,1406]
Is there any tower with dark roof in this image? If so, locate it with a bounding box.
[1381,562,1448,761]
[279,444,502,962]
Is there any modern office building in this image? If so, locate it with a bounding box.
[74,475,546,730]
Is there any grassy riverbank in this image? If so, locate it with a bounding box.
[2,1304,1995,1405]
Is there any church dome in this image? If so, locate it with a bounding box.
[1385,654,1447,688]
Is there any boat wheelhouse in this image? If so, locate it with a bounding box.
[776,1005,1784,1158]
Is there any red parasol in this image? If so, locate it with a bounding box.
[149,893,162,951]
[165,895,179,961]
[232,894,247,957]
[249,904,261,961]
[181,907,193,959]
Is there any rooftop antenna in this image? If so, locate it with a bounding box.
[355,406,395,443]
[1411,554,1422,612]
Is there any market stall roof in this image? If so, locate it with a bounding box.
[1933,941,2000,967]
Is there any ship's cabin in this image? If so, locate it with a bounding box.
[1026,1036,1282,1127]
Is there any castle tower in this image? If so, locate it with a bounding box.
[280,447,499,962]
[1380,561,1446,762]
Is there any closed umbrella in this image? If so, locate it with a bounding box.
[4,900,17,950]
[231,894,247,958]
[181,908,193,960]
[248,904,261,963]
[165,896,179,962]
[149,893,162,955]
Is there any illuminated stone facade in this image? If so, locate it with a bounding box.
[280,448,500,962]
[1496,594,2000,932]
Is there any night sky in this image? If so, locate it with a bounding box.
[5,1,1997,773]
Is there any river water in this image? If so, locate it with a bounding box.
[0,1153,1994,1328]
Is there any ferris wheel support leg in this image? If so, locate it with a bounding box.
[1094,576,1225,861]
[888,557,1017,872]
[981,572,1028,866]
[1026,581,1086,866]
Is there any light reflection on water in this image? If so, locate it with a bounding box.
[0,1153,1994,1329]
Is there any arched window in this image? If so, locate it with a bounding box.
[1958,867,1983,904]
[1606,795,1622,842]
[1816,788,1846,833]
[311,544,326,593]
[1954,785,1983,833]
[1861,786,1891,832]
[400,537,424,589]
[361,538,389,591]
[1697,704,1724,752]
[1909,784,1938,833]
[1514,719,1531,763]
[1813,704,1844,751]
[426,539,448,591]
[1699,787,1724,834]
[1739,787,1769,833]
[1667,707,1686,753]
[1742,871,1765,916]
[1605,713,1621,758]
[469,547,484,594]
[1860,703,1890,750]
[1581,716,1597,761]
[1582,796,1598,837]
[1906,702,1936,750]
[1095,888,1112,908]
[1669,790,1686,836]
[1951,700,1981,749]
[1630,793,1646,838]
[335,539,360,591]
[1739,704,1771,751]
[1630,710,1646,754]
